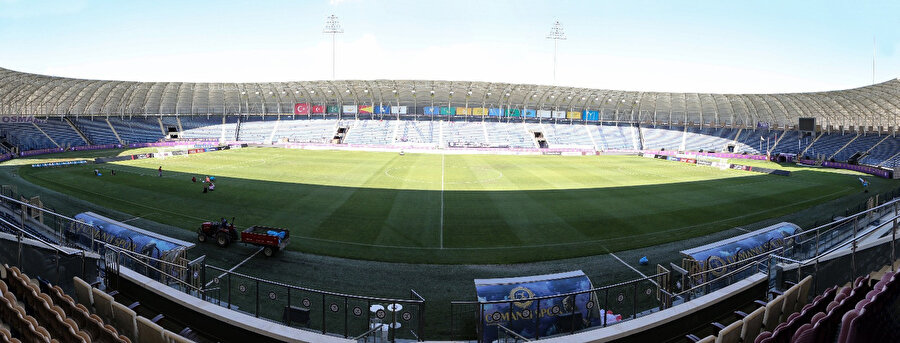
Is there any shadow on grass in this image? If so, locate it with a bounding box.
[11,156,894,264]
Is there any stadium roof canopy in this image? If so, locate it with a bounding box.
[1,66,899,129]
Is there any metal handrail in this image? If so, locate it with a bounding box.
[0,214,85,257]
[683,248,779,279]
[104,243,190,269]
[674,260,765,298]
[779,197,899,243]
[497,324,532,342]
[352,323,384,341]
[106,243,199,292]
[203,264,424,304]
[0,193,83,224]
[771,211,899,266]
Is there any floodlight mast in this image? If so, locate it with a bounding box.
[546,20,567,85]
[324,14,344,80]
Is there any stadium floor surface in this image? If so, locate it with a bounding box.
[11,147,891,264]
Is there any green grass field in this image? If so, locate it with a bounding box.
[11,147,894,263]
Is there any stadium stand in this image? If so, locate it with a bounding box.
[106,117,164,144]
[343,119,394,145]
[275,119,338,143]
[444,121,487,147]
[832,134,882,162]
[862,136,900,166]
[396,120,435,144]
[35,118,86,148]
[72,118,120,145]
[0,124,55,151]
[641,126,684,151]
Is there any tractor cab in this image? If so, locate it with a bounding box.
[198,221,238,247]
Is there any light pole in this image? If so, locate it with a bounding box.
[323,14,344,80]
[546,20,566,85]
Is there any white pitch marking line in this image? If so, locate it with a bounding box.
[440,152,445,249]
[205,247,264,287]
[609,252,659,287]
[120,213,157,223]
[735,227,751,233]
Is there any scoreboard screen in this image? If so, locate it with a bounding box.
[799,117,815,132]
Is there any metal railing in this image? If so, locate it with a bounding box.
[0,210,92,286]
[449,195,900,342]
[769,205,899,296]
[450,271,670,342]
[199,263,425,341]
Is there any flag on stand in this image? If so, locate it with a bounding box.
[294,103,310,115]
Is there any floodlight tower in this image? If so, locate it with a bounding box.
[546,20,567,85]
[324,14,344,80]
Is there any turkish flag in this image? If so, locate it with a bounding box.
[294,103,310,115]
[311,105,325,114]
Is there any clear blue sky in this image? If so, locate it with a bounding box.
[0,0,898,93]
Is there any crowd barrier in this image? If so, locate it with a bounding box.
[70,144,122,151]
[18,147,65,157]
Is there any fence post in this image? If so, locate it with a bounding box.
[535,297,541,340]
[255,279,259,318]
[227,272,232,310]
[321,294,326,334]
[478,303,484,343]
[603,289,609,327]
[852,216,858,277]
[632,283,638,319]
[343,297,348,338]
[893,205,897,272]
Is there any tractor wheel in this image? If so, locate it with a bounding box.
[197,230,207,243]
[216,232,230,247]
[263,246,275,257]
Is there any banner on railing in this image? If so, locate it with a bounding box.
[69,212,194,262]
[31,160,88,168]
[680,222,801,279]
[474,271,604,342]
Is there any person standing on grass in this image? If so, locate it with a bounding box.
[158,166,162,177]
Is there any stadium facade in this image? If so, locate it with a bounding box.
[1,66,899,130]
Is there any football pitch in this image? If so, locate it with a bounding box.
[13,147,884,263]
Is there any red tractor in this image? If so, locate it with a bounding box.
[197,219,290,257]
[198,220,238,248]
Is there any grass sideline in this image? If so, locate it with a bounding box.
[11,147,897,264]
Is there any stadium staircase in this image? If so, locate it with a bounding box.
[233,116,242,141]
[635,125,644,150]
[798,133,823,157]
[584,125,599,150]
[30,123,60,148]
[63,117,92,146]
[768,131,788,155]
[828,134,860,160]
[72,118,119,145]
[731,127,744,151]
[854,134,891,163]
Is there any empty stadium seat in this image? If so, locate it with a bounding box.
[110,302,137,342]
[135,316,166,343]
[91,288,115,324]
[72,277,94,313]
